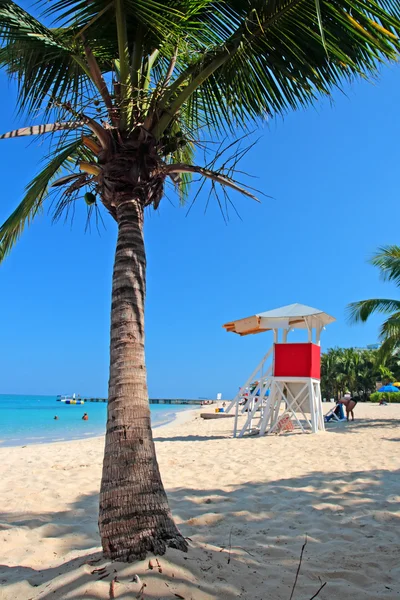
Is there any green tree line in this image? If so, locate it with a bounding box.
[321,347,400,401]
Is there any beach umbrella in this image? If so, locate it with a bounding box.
[378,384,399,392]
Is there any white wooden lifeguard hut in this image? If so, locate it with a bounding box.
[223,304,335,437]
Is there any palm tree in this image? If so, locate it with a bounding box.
[0,0,399,562]
[357,349,381,397]
[321,347,386,400]
[321,347,343,399]
[349,246,400,357]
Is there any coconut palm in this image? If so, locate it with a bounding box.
[321,347,343,399]
[321,347,388,400]
[349,246,400,357]
[1,0,400,562]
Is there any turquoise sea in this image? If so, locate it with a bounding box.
[0,394,192,447]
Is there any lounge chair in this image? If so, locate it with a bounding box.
[325,403,346,422]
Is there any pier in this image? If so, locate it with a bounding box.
[80,398,214,405]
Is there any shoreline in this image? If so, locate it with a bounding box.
[0,403,198,449]
[1,402,399,599]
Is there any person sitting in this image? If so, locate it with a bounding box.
[82,413,89,421]
[325,401,345,422]
[335,402,345,420]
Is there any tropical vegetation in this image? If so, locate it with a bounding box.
[321,346,400,401]
[349,245,400,357]
[0,0,400,562]
[370,391,400,403]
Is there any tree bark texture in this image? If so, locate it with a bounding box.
[99,196,187,561]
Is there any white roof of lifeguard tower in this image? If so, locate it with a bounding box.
[223,303,335,336]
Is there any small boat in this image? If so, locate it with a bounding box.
[200,413,235,420]
[57,394,85,405]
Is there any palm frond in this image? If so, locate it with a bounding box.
[379,313,400,339]
[51,172,84,187]
[0,1,97,116]
[39,0,210,51]
[162,117,196,205]
[2,0,400,135]
[167,149,195,206]
[348,298,400,323]
[377,336,400,361]
[0,137,82,262]
[166,163,259,201]
[370,245,400,286]
[152,0,400,137]
[0,121,84,139]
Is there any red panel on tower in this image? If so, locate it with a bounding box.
[274,343,321,379]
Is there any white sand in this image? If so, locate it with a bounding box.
[0,403,399,599]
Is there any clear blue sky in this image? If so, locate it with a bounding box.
[0,56,399,398]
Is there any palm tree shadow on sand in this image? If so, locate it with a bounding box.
[1,465,399,600]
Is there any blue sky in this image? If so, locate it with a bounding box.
[0,58,399,398]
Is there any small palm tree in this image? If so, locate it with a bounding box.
[349,246,400,356]
[1,1,399,561]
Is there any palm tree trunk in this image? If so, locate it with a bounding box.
[99,196,187,561]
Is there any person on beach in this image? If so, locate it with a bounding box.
[325,400,345,422]
[82,413,89,421]
[340,393,358,421]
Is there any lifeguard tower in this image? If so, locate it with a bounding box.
[223,304,335,437]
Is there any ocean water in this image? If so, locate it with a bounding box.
[0,395,192,447]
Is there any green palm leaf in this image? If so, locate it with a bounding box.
[349,246,400,362]
[152,0,400,137]
[1,0,399,133]
[348,298,400,323]
[378,336,400,360]
[0,137,82,260]
[371,245,400,286]
[0,1,97,115]
[379,313,400,339]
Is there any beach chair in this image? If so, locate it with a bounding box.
[276,414,295,433]
[324,404,345,422]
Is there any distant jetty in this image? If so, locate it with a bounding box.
[77,398,214,405]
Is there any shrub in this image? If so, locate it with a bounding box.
[370,392,400,403]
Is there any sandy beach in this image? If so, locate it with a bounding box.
[0,402,399,599]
